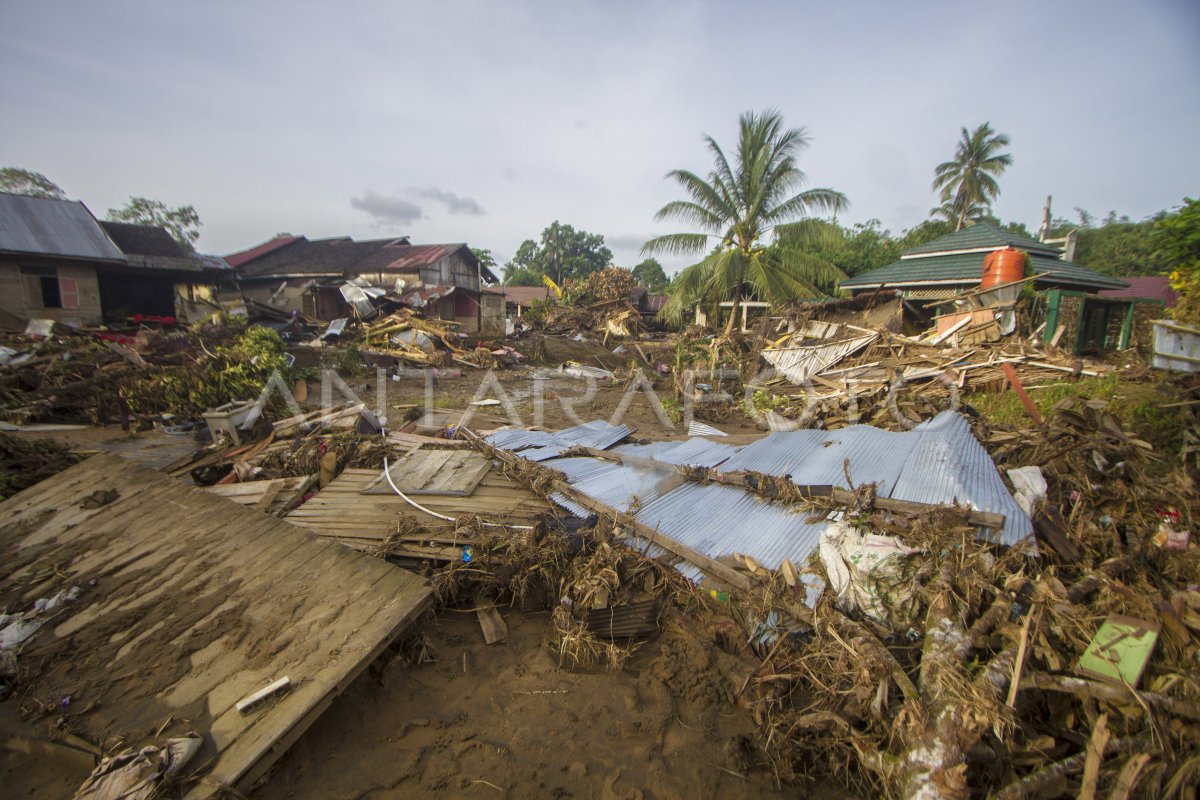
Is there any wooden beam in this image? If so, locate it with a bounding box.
[1002,362,1044,426]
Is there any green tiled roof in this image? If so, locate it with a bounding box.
[903,223,1061,256]
[841,251,1129,291]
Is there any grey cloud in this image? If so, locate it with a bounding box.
[408,186,485,216]
[501,167,518,181]
[607,233,654,251]
[350,192,423,225]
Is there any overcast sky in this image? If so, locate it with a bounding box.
[2,0,1197,273]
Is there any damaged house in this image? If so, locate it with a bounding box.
[837,223,1162,354]
[226,235,503,334]
[0,192,221,327]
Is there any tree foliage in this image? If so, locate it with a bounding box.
[0,167,66,199]
[1156,198,1200,326]
[646,109,847,333]
[1045,210,1170,277]
[932,123,1012,231]
[107,197,202,251]
[470,247,499,284]
[631,258,669,292]
[501,222,612,286]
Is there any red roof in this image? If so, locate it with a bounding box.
[224,236,301,268]
[502,286,551,306]
[1098,276,1177,307]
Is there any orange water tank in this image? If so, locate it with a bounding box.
[981,247,1026,288]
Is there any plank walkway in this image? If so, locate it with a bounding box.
[0,453,432,798]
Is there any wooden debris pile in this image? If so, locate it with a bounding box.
[728,399,1200,798]
[356,308,519,368]
[527,268,642,339]
[751,329,1112,431]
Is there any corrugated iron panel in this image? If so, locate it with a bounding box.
[0,195,125,261]
[484,428,559,450]
[720,411,1031,546]
[687,420,728,437]
[507,420,631,461]
[635,483,828,572]
[889,413,1031,545]
[654,438,740,467]
[761,332,878,384]
[1153,320,1200,373]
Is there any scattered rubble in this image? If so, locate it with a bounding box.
[0,277,1196,799]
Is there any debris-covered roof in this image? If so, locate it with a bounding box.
[489,412,1033,590]
[231,236,499,283]
[0,192,125,261]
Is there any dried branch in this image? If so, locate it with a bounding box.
[991,736,1151,800]
[1020,673,1200,722]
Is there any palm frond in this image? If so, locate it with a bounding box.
[641,233,712,257]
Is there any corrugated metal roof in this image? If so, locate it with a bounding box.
[485,420,630,461]
[718,411,1031,545]
[0,193,125,261]
[636,482,829,573]
[494,413,1031,592]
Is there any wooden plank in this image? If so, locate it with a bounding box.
[1002,361,1045,426]
[422,451,491,495]
[255,479,285,512]
[476,601,509,645]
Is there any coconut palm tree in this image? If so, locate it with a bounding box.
[932,123,1013,231]
[643,110,847,335]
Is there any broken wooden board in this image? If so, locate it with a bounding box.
[0,453,432,798]
[201,475,315,516]
[476,600,509,645]
[284,468,552,547]
[361,448,492,496]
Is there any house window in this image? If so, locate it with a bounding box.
[20,266,80,310]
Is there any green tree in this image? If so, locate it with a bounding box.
[470,247,498,284]
[1155,198,1200,325]
[107,197,201,251]
[932,123,1013,231]
[500,223,612,286]
[502,239,543,285]
[930,197,987,228]
[816,219,902,279]
[897,219,955,251]
[0,167,66,199]
[631,258,669,292]
[644,110,847,334]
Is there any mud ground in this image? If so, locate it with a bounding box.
[253,610,791,800]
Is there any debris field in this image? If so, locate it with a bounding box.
[0,287,1198,800]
